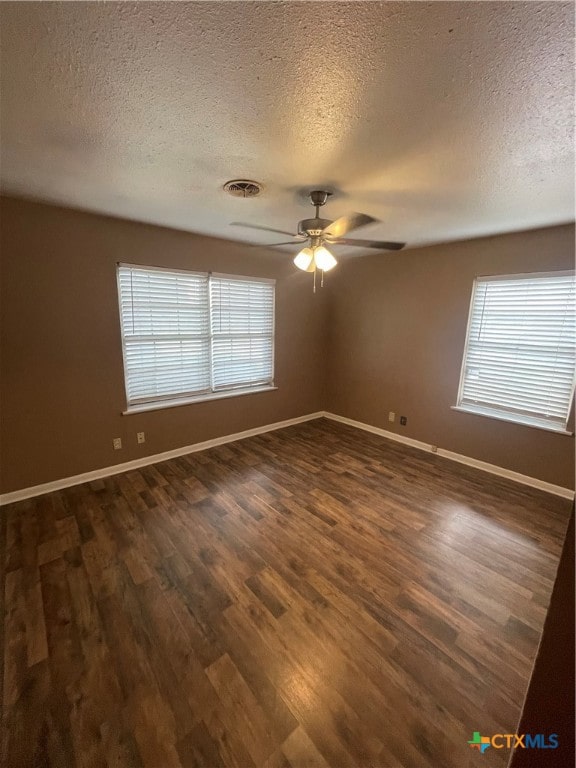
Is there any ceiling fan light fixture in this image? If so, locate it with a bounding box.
[313,246,337,271]
[294,247,315,272]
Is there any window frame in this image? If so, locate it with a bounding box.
[453,270,576,435]
[117,263,276,415]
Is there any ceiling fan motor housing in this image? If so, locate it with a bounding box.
[298,217,332,236]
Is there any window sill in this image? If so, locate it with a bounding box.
[123,385,278,415]
[451,405,573,435]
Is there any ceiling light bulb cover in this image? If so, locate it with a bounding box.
[294,247,315,272]
[314,246,337,271]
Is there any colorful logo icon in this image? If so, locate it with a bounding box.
[468,732,491,753]
[468,731,559,753]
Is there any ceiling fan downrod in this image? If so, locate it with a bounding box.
[309,189,331,218]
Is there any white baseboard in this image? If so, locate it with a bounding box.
[3,410,573,505]
[323,412,575,500]
[0,412,324,506]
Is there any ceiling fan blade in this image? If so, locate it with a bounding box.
[244,241,303,247]
[326,237,405,250]
[322,212,377,238]
[230,222,302,238]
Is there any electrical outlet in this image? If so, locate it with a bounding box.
[113,437,122,450]
[388,411,395,422]
[137,432,145,444]
[400,416,407,426]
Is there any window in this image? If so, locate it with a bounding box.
[117,264,275,411]
[455,271,576,432]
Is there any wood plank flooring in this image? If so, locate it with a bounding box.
[1,418,572,768]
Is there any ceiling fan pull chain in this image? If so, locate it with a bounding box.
[313,268,316,293]
[321,270,324,288]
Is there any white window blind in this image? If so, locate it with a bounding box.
[117,265,275,408]
[210,276,275,391]
[457,271,576,431]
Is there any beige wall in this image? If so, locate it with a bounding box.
[326,224,575,490]
[0,197,328,494]
[1,197,574,494]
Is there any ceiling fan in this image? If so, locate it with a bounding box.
[231,190,405,285]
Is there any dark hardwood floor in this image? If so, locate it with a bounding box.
[1,418,572,768]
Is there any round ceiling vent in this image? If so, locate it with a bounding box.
[223,179,263,198]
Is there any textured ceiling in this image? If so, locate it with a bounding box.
[0,1,574,253]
